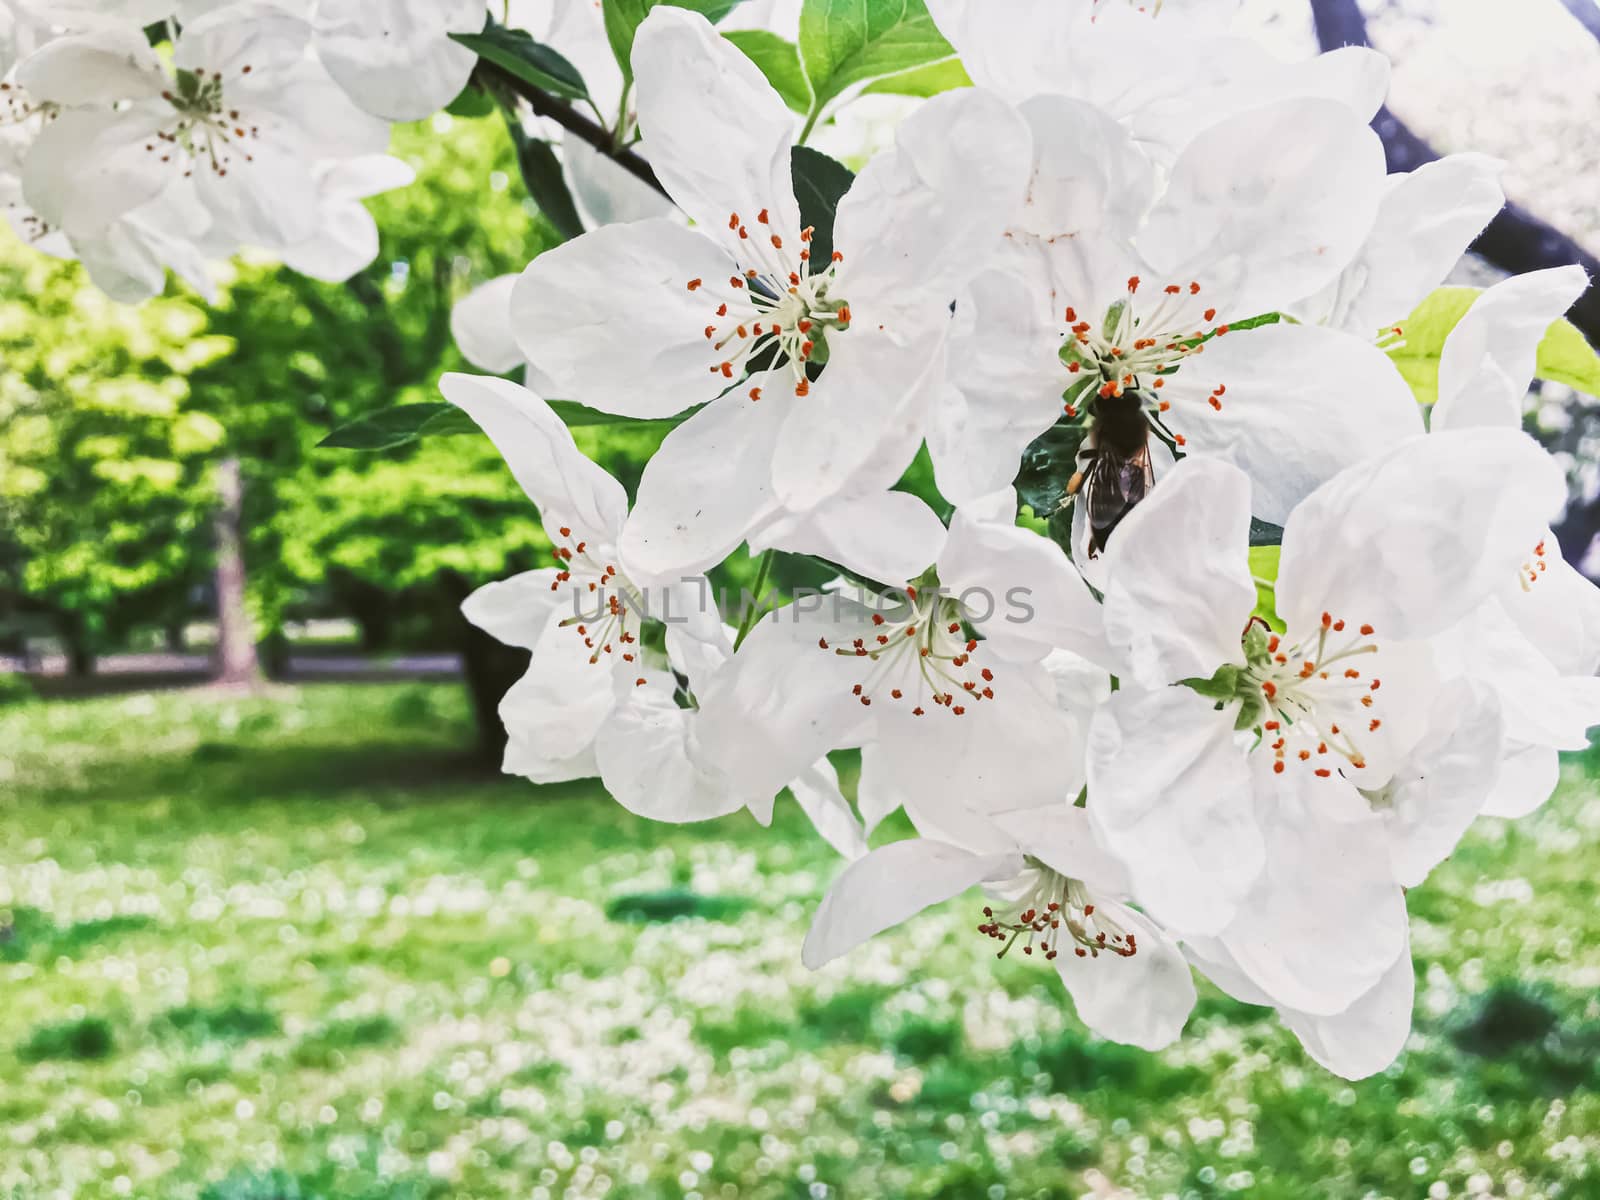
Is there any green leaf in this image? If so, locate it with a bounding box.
[1388,286,1600,405]
[321,399,695,451]
[1248,544,1281,629]
[548,399,693,428]
[1535,317,1600,398]
[1014,419,1090,520]
[862,55,971,98]
[724,30,813,114]
[444,82,496,118]
[1386,286,1480,407]
[508,124,585,242]
[319,404,456,451]
[791,144,855,267]
[451,28,589,101]
[798,0,956,113]
[603,0,746,84]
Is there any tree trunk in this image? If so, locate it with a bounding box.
[64,619,94,678]
[212,457,262,686]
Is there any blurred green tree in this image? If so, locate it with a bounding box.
[0,249,230,672]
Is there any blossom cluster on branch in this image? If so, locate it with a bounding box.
[448,0,1600,1080]
[22,0,1600,1081]
[0,0,799,297]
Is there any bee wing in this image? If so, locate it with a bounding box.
[1085,443,1149,524]
[1085,442,1154,555]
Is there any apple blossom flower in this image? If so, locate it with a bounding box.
[442,370,865,856]
[1087,433,1566,953]
[19,4,388,248]
[440,370,712,780]
[1188,684,1507,1079]
[691,488,1111,834]
[802,806,1196,1051]
[1425,266,1600,817]
[512,7,1031,577]
[936,92,1420,524]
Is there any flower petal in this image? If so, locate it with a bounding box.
[512,218,736,418]
[1056,905,1196,1051]
[934,253,1074,508]
[16,22,166,104]
[461,568,565,651]
[939,501,1114,670]
[1433,266,1591,432]
[1479,742,1561,820]
[1086,685,1262,936]
[22,104,173,235]
[1015,92,1155,243]
[503,734,598,785]
[1503,550,1600,677]
[1282,932,1414,1081]
[620,377,789,585]
[594,674,747,823]
[1275,428,1567,642]
[768,330,939,514]
[1222,766,1408,1016]
[691,597,877,800]
[833,87,1032,320]
[1139,98,1386,318]
[1292,154,1505,335]
[1163,323,1425,525]
[752,490,949,587]
[563,132,679,228]
[1446,601,1600,751]
[787,758,869,861]
[1100,457,1256,688]
[992,804,1131,896]
[801,840,1021,969]
[869,663,1082,848]
[314,0,482,121]
[633,6,800,245]
[451,274,523,373]
[1380,685,1503,887]
[194,131,323,248]
[440,372,629,541]
[499,611,619,763]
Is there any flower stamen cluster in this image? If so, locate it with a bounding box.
[153,65,259,177]
[1243,613,1382,777]
[548,525,644,675]
[1063,277,1227,405]
[690,210,851,399]
[818,586,995,716]
[977,866,1136,962]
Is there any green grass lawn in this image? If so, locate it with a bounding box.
[1,683,1597,1200]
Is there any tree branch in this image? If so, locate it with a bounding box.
[1558,0,1600,43]
[1309,0,1600,349]
[482,65,667,198]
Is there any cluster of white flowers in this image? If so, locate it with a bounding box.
[446,0,1600,1081]
[23,0,1599,1082]
[0,0,803,299]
